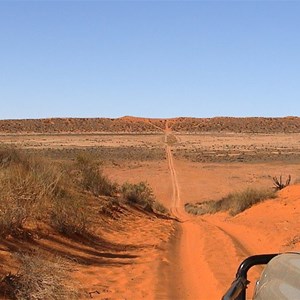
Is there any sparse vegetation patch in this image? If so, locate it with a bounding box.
[1,252,79,300]
[0,147,169,298]
[76,153,118,196]
[185,188,276,216]
[0,149,62,237]
[122,182,155,211]
[166,134,178,145]
[272,175,291,190]
[121,181,168,214]
[98,196,123,219]
[50,195,90,235]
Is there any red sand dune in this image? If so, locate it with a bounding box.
[1,117,300,299]
[198,184,300,298]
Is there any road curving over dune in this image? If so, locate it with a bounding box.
[163,130,255,299]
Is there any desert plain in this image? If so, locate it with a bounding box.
[1,116,300,299]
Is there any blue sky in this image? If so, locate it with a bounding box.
[0,1,299,119]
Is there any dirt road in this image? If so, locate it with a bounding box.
[164,130,254,299]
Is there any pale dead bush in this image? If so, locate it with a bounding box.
[2,252,79,300]
[0,149,65,237]
[0,167,47,237]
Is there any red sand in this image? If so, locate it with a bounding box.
[1,117,300,299]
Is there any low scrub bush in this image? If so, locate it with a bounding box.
[76,154,118,196]
[1,252,79,299]
[0,202,27,237]
[121,181,168,214]
[98,197,123,218]
[0,149,64,237]
[0,166,49,237]
[185,188,276,216]
[121,182,155,209]
[0,147,30,169]
[50,195,90,236]
[152,201,169,214]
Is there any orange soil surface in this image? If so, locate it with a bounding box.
[104,133,300,299]
[106,163,300,299]
[1,117,300,299]
[0,200,173,300]
[70,206,173,300]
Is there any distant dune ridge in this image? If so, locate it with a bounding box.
[0,116,300,133]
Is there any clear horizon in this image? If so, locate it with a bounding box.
[1,115,300,121]
[1,1,300,119]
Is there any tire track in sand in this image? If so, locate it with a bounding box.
[165,140,219,299]
[163,124,252,299]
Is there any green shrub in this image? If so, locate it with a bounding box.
[185,188,276,216]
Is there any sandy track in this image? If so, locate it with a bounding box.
[166,146,181,211]
[164,130,255,299]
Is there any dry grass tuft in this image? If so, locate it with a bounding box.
[0,151,62,237]
[1,252,80,300]
[185,188,276,216]
[0,147,30,169]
